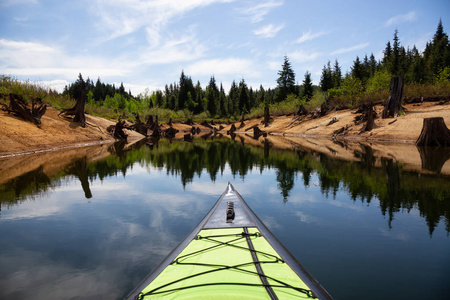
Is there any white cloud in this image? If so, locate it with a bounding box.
[91,0,235,41]
[185,58,258,78]
[296,30,327,44]
[385,11,417,27]
[254,23,285,38]
[33,79,70,93]
[0,39,130,81]
[139,29,207,65]
[289,50,320,63]
[330,42,369,55]
[0,39,56,54]
[241,0,283,23]
[295,211,319,224]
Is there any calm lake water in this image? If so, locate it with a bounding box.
[0,137,449,300]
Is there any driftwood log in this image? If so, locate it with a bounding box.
[382,76,404,118]
[416,117,450,146]
[200,120,213,129]
[332,125,349,137]
[326,117,338,126]
[2,93,47,126]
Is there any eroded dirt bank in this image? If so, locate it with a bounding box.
[0,107,144,157]
[1,101,450,177]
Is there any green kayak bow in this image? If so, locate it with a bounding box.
[125,183,332,299]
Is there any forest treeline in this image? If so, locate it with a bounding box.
[60,19,450,120]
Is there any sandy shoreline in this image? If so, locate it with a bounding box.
[1,101,450,177]
[2,102,450,156]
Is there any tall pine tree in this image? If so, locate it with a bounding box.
[320,61,333,91]
[276,55,296,101]
[302,71,313,101]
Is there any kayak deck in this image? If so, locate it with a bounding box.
[139,227,314,299]
[126,183,332,299]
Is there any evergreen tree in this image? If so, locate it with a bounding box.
[178,70,188,110]
[248,87,255,109]
[368,53,378,76]
[93,77,103,103]
[383,41,392,68]
[276,55,296,101]
[320,61,333,91]
[164,85,171,109]
[256,84,265,107]
[332,60,342,88]
[228,80,239,115]
[119,82,126,97]
[206,76,218,116]
[194,81,204,114]
[429,18,449,78]
[302,71,313,101]
[155,90,163,107]
[391,29,401,76]
[218,83,227,117]
[351,56,365,82]
[238,79,249,113]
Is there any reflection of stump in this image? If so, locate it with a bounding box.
[253,126,267,139]
[227,124,236,135]
[417,146,450,173]
[416,117,450,146]
[382,76,404,118]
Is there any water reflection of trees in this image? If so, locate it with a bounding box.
[1,138,449,234]
[0,165,54,207]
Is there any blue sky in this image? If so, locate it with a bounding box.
[0,0,448,95]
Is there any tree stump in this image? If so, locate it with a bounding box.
[264,106,270,127]
[416,117,450,146]
[108,120,128,141]
[150,123,161,137]
[382,76,404,118]
[146,115,153,126]
[297,104,307,116]
[59,78,87,127]
[133,113,148,136]
[362,102,375,132]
